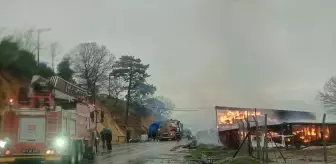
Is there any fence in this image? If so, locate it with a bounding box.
[231,113,336,163]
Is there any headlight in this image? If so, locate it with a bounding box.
[0,140,6,148]
[54,137,67,148]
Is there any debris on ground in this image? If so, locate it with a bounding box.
[183,140,198,149]
[223,156,261,164]
[170,145,184,151]
[184,145,235,163]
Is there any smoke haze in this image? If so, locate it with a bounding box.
[1,0,336,130]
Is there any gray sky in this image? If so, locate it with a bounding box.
[2,0,336,129]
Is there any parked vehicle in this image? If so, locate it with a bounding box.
[157,119,182,141]
[148,121,163,141]
[0,75,104,164]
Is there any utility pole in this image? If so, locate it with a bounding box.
[36,28,51,66]
[108,73,112,98]
[50,42,58,72]
[125,63,134,143]
[93,82,96,105]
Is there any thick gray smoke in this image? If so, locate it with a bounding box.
[2,0,336,139]
[195,129,222,146]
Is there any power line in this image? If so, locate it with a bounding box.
[151,106,214,112]
[171,109,199,111]
[173,107,214,110]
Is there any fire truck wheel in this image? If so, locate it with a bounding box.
[77,142,83,163]
[69,144,77,164]
[87,146,96,160]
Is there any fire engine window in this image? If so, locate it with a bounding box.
[18,87,28,103]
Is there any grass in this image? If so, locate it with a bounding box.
[184,146,262,164]
[185,147,232,163]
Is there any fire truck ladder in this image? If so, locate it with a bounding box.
[30,75,88,109]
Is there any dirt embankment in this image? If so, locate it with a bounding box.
[97,101,158,143]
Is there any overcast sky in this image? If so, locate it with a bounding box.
[2,0,336,129]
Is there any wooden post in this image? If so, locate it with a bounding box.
[245,118,251,156]
[268,132,287,163]
[215,108,219,143]
[322,113,327,162]
[233,130,251,158]
[252,116,261,159]
[241,120,245,143]
[264,114,268,163]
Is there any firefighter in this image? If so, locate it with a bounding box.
[100,130,106,149]
[126,129,131,143]
[106,131,112,150]
[101,128,112,150]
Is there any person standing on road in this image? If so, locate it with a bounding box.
[106,130,112,150]
[100,131,106,149]
[126,129,131,143]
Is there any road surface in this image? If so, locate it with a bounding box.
[90,140,188,164]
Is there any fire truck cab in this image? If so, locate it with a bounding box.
[157,119,182,141]
[0,75,103,164]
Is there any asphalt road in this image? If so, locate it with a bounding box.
[89,140,188,164]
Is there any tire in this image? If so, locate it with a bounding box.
[87,145,96,161]
[77,142,83,163]
[69,144,77,164]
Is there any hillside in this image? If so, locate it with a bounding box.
[0,71,157,143]
[98,98,157,141]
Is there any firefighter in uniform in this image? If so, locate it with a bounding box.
[100,128,112,150]
[100,130,106,149]
[106,131,112,150]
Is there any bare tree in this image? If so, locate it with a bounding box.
[70,42,115,98]
[156,96,175,116]
[109,77,127,106]
[318,76,336,111]
[145,96,174,117]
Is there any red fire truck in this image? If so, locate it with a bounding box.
[0,75,103,164]
[157,119,182,141]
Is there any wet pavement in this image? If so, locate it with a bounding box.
[89,140,188,164]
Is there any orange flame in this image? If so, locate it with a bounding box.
[217,110,262,125]
[292,125,330,143]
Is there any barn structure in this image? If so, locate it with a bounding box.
[215,106,336,149]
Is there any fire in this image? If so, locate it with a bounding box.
[292,125,330,143]
[217,110,262,125]
[269,131,279,137]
